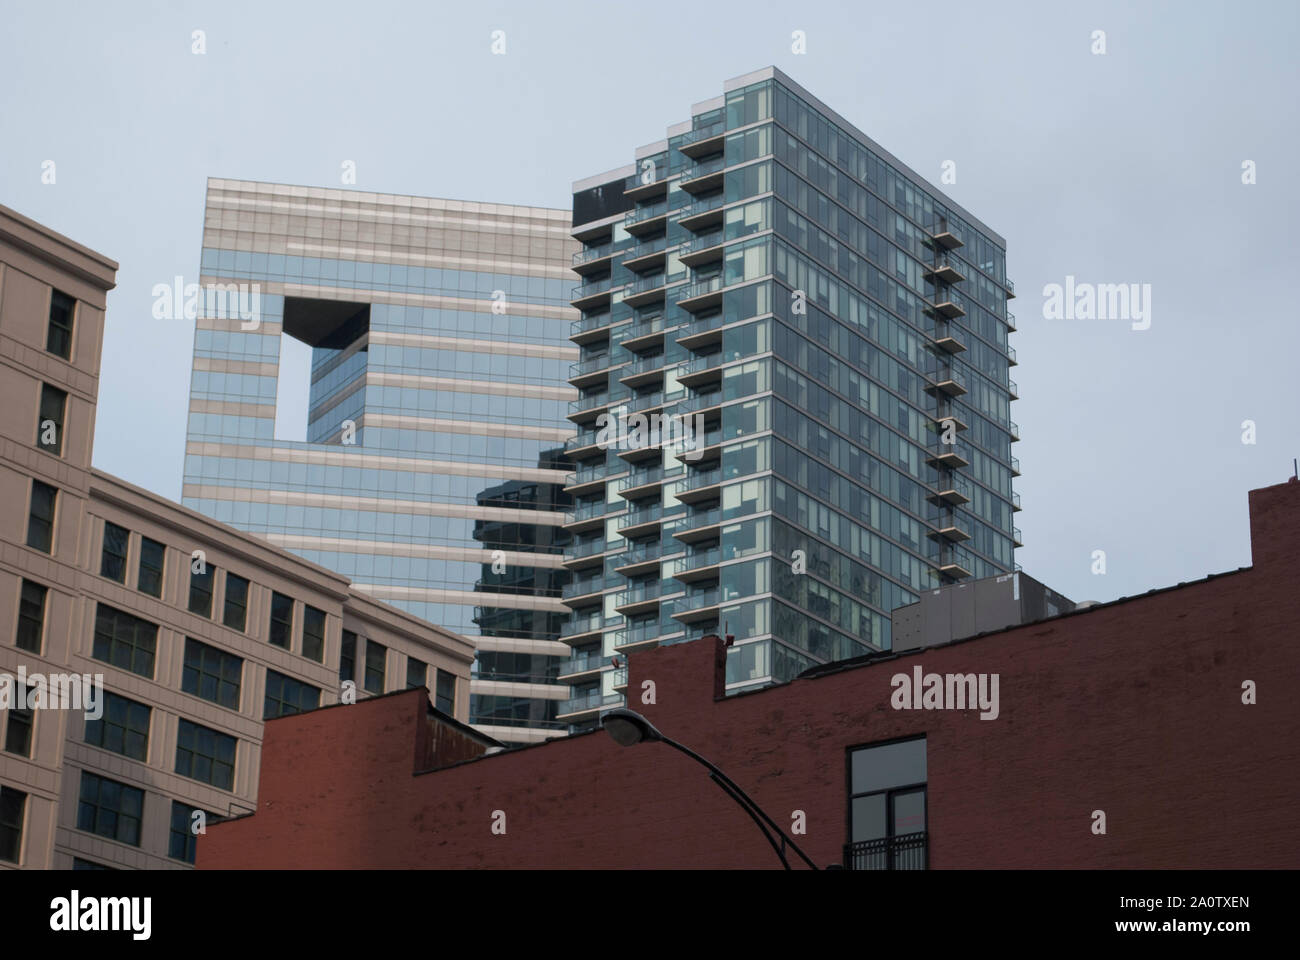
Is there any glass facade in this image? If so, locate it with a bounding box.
[183,180,580,743]
[560,69,1018,728]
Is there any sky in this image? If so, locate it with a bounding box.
[1,0,1296,609]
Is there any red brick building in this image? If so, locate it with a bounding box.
[199,480,1300,869]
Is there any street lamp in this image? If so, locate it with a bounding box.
[600,707,819,870]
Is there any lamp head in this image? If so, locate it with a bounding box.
[601,707,664,747]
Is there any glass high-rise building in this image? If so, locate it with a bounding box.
[558,67,1020,728]
[183,179,579,744]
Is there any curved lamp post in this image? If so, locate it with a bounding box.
[601,707,819,870]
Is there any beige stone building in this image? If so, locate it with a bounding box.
[0,203,477,869]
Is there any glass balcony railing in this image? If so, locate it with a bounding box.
[625,314,671,341]
[1013,526,1023,544]
[558,691,624,716]
[684,231,725,254]
[624,166,670,192]
[617,621,664,647]
[559,615,605,639]
[681,622,721,641]
[1005,344,1017,364]
[679,120,725,146]
[569,392,611,415]
[674,546,722,574]
[682,468,722,491]
[678,276,724,302]
[1008,378,1019,397]
[1012,491,1022,510]
[617,582,664,606]
[625,235,673,261]
[679,587,721,610]
[572,312,613,335]
[681,156,726,183]
[571,278,615,301]
[626,274,670,297]
[557,650,607,676]
[625,388,684,414]
[562,575,609,599]
[567,538,608,560]
[616,543,664,567]
[625,200,669,226]
[1010,456,1021,474]
[624,464,679,490]
[610,666,628,687]
[677,506,722,531]
[1005,310,1017,330]
[933,474,973,498]
[678,353,725,377]
[1005,278,1016,295]
[1008,419,1020,439]
[566,463,607,486]
[621,504,663,528]
[570,354,617,377]
[570,499,621,523]
[682,195,726,219]
[573,242,616,267]
[925,366,968,391]
[681,389,723,413]
[565,429,602,451]
[622,354,667,378]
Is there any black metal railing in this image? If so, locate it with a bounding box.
[843,832,928,870]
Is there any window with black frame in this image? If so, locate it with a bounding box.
[846,736,927,870]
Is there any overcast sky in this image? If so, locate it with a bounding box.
[2,0,1296,607]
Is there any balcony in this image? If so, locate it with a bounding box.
[562,574,609,607]
[569,353,623,389]
[676,310,727,350]
[679,230,725,268]
[624,167,670,202]
[564,498,624,534]
[623,273,671,309]
[571,311,618,346]
[625,387,683,417]
[678,120,726,159]
[1008,419,1020,441]
[677,352,727,389]
[669,545,723,583]
[559,614,606,644]
[679,156,726,194]
[1005,343,1017,366]
[937,552,972,581]
[671,506,723,543]
[927,219,963,250]
[1005,277,1016,299]
[611,666,629,691]
[564,428,605,460]
[1010,456,1021,476]
[567,390,619,424]
[929,291,966,319]
[843,832,927,870]
[572,241,617,275]
[926,440,969,469]
[931,322,966,355]
[615,581,665,617]
[619,504,666,539]
[556,690,624,722]
[564,462,614,496]
[622,314,681,353]
[1013,527,1023,547]
[1005,310,1016,331]
[571,277,616,312]
[671,587,722,623]
[680,388,723,417]
[615,542,668,577]
[929,514,972,543]
[562,538,609,571]
[556,651,609,682]
[673,426,724,462]
[924,366,968,398]
[615,621,666,653]
[619,353,668,389]
[623,236,674,273]
[1008,378,1019,400]
[928,476,972,507]
[1012,491,1022,512]
[923,255,966,285]
[676,467,723,503]
[676,276,725,313]
[620,464,677,499]
[624,199,670,236]
[677,195,726,232]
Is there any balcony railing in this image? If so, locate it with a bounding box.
[1005,278,1016,296]
[569,499,620,522]
[674,546,722,573]
[679,586,721,610]
[562,575,609,599]
[681,389,723,413]
[682,468,722,491]
[621,504,663,528]
[557,651,608,676]
[571,278,616,301]
[570,354,617,377]
[572,312,613,335]
[625,200,670,227]
[626,274,669,297]
[559,615,604,639]
[678,276,724,303]
[617,582,664,606]
[677,506,722,531]
[558,691,624,716]
[567,538,608,560]
[616,543,664,567]
[680,156,726,183]
[679,120,725,147]
[843,832,928,870]
[625,235,673,262]
[684,231,725,254]
[682,195,726,219]
[573,242,616,267]
[622,354,667,378]
[1005,310,1017,330]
